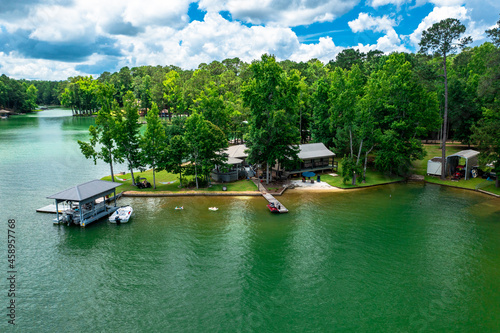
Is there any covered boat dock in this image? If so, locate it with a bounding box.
[46,180,122,227]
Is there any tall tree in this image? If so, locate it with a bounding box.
[78,103,122,183]
[165,135,189,188]
[163,70,184,117]
[141,102,166,189]
[242,54,300,184]
[26,84,38,111]
[419,18,472,179]
[472,107,500,188]
[184,112,227,189]
[115,91,142,185]
[364,53,440,176]
[486,14,500,47]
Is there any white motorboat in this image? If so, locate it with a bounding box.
[208,207,218,211]
[109,206,134,223]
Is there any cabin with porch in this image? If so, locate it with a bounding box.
[211,144,254,182]
[285,143,337,176]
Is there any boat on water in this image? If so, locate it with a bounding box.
[175,206,184,210]
[267,203,280,213]
[109,206,133,223]
[209,207,218,211]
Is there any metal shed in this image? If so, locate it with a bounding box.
[446,150,480,180]
[427,157,443,176]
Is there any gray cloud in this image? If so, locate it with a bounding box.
[104,19,144,36]
[0,0,73,15]
[0,29,122,62]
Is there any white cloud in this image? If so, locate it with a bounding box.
[0,51,82,80]
[348,13,396,33]
[368,0,410,8]
[348,13,408,54]
[407,6,469,48]
[290,37,344,63]
[198,0,360,26]
[355,30,409,54]
[115,12,301,70]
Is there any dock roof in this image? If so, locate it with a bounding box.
[47,180,122,202]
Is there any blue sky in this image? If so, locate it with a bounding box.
[0,0,498,80]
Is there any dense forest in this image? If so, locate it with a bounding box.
[1,18,499,186]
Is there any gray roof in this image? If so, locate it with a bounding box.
[447,149,479,159]
[297,143,335,160]
[226,144,248,159]
[227,157,244,165]
[47,180,122,201]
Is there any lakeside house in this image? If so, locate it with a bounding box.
[211,144,250,182]
[211,142,336,182]
[285,142,337,176]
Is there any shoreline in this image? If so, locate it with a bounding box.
[119,179,500,199]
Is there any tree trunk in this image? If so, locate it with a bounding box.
[152,165,156,189]
[356,139,363,165]
[496,176,499,188]
[349,127,353,159]
[179,168,183,188]
[363,145,374,183]
[109,153,115,183]
[129,158,136,185]
[266,163,269,185]
[441,54,448,180]
[195,156,199,189]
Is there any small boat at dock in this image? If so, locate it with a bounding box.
[267,203,280,213]
[109,206,133,223]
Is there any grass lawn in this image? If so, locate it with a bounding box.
[101,169,258,194]
[412,143,468,176]
[412,143,500,196]
[317,165,403,189]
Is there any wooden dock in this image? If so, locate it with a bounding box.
[36,193,122,214]
[254,180,289,213]
[262,193,289,213]
[36,203,72,214]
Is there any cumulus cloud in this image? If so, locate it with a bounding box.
[198,0,360,26]
[348,13,408,54]
[0,51,82,80]
[0,0,498,79]
[368,0,410,8]
[348,13,396,33]
[116,12,301,70]
[407,6,469,48]
[290,37,344,63]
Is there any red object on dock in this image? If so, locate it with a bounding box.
[267,203,280,213]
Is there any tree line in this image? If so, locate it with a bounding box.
[2,17,499,186]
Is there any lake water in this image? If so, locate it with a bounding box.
[1,110,500,332]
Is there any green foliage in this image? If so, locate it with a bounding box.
[340,156,362,185]
[164,134,189,187]
[364,53,439,175]
[472,107,500,186]
[486,14,500,47]
[114,91,142,184]
[163,70,184,114]
[419,18,471,56]
[141,102,167,189]
[242,54,300,183]
[78,103,123,182]
[25,84,38,111]
[184,112,228,188]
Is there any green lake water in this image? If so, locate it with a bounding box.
[1,110,500,332]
